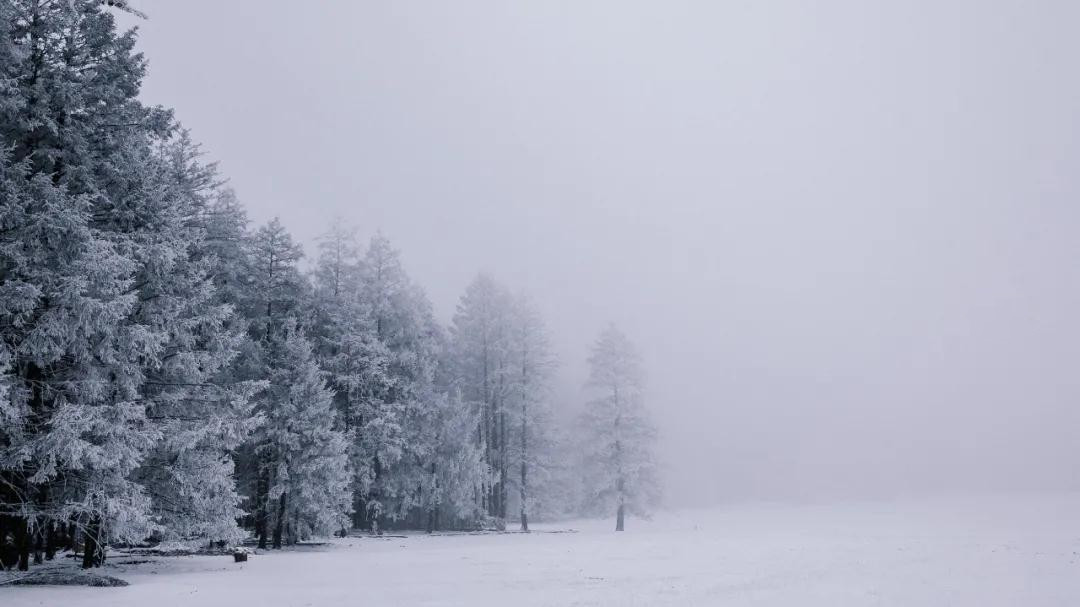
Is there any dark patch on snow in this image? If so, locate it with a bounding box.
[1,571,129,587]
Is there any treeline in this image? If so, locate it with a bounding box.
[0,0,659,572]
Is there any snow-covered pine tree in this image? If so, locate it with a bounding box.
[579,325,660,531]
[353,233,442,529]
[505,294,557,531]
[128,131,261,545]
[263,320,351,547]
[246,218,306,343]
[244,218,306,548]
[449,274,516,527]
[308,222,391,531]
[0,147,153,571]
[413,389,488,531]
[1,0,177,569]
[204,188,253,314]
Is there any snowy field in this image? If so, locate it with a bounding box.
[5,493,1079,607]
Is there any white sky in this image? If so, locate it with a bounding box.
[121,0,1080,504]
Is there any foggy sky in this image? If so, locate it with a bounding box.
[121,1,1080,505]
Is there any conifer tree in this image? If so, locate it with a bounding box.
[505,295,556,531]
[245,218,306,548]
[130,132,260,545]
[352,234,441,529]
[579,325,660,531]
[309,223,390,529]
[1,0,186,568]
[450,274,514,527]
[263,320,351,547]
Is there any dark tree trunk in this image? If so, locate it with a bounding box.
[45,521,57,560]
[82,517,102,569]
[272,491,287,549]
[520,462,529,532]
[0,515,9,567]
[499,408,508,521]
[15,517,30,571]
[32,485,47,565]
[256,461,270,549]
[290,509,299,546]
[520,397,528,532]
[615,471,626,532]
[67,520,79,552]
[32,523,43,565]
[427,461,438,533]
[371,457,383,532]
[519,450,528,532]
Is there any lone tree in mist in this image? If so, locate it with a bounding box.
[580,325,660,531]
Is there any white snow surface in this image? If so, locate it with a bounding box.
[5,493,1079,606]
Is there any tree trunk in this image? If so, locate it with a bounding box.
[371,457,383,532]
[256,460,270,549]
[615,471,626,532]
[82,517,102,569]
[32,522,43,565]
[67,520,78,552]
[499,408,508,521]
[614,383,625,532]
[520,397,529,532]
[0,515,8,567]
[520,461,529,532]
[291,509,299,546]
[45,521,56,560]
[427,461,438,533]
[15,517,30,571]
[272,491,287,549]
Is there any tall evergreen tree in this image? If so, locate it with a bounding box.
[449,274,516,527]
[505,295,557,531]
[579,325,660,531]
[244,218,305,548]
[130,131,260,545]
[413,389,488,531]
[263,320,351,547]
[309,223,390,530]
[0,0,223,569]
[349,234,442,529]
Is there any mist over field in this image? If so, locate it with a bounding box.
[123,0,1080,505]
[3,2,1079,604]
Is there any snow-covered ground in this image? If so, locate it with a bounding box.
[5,493,1079,606]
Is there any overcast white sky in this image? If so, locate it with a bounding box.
[121,0,1080,505]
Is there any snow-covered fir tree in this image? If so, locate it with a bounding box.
[262,320,351,547]
[353,233,443,528]
[0,0,250,569]
[579,325,660,531]
[243,218,307,549]
[504,294,557,531]
[130,132,261,546]
[449,274,516,527]
[308,223,390,530]
[413,389,488,531]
